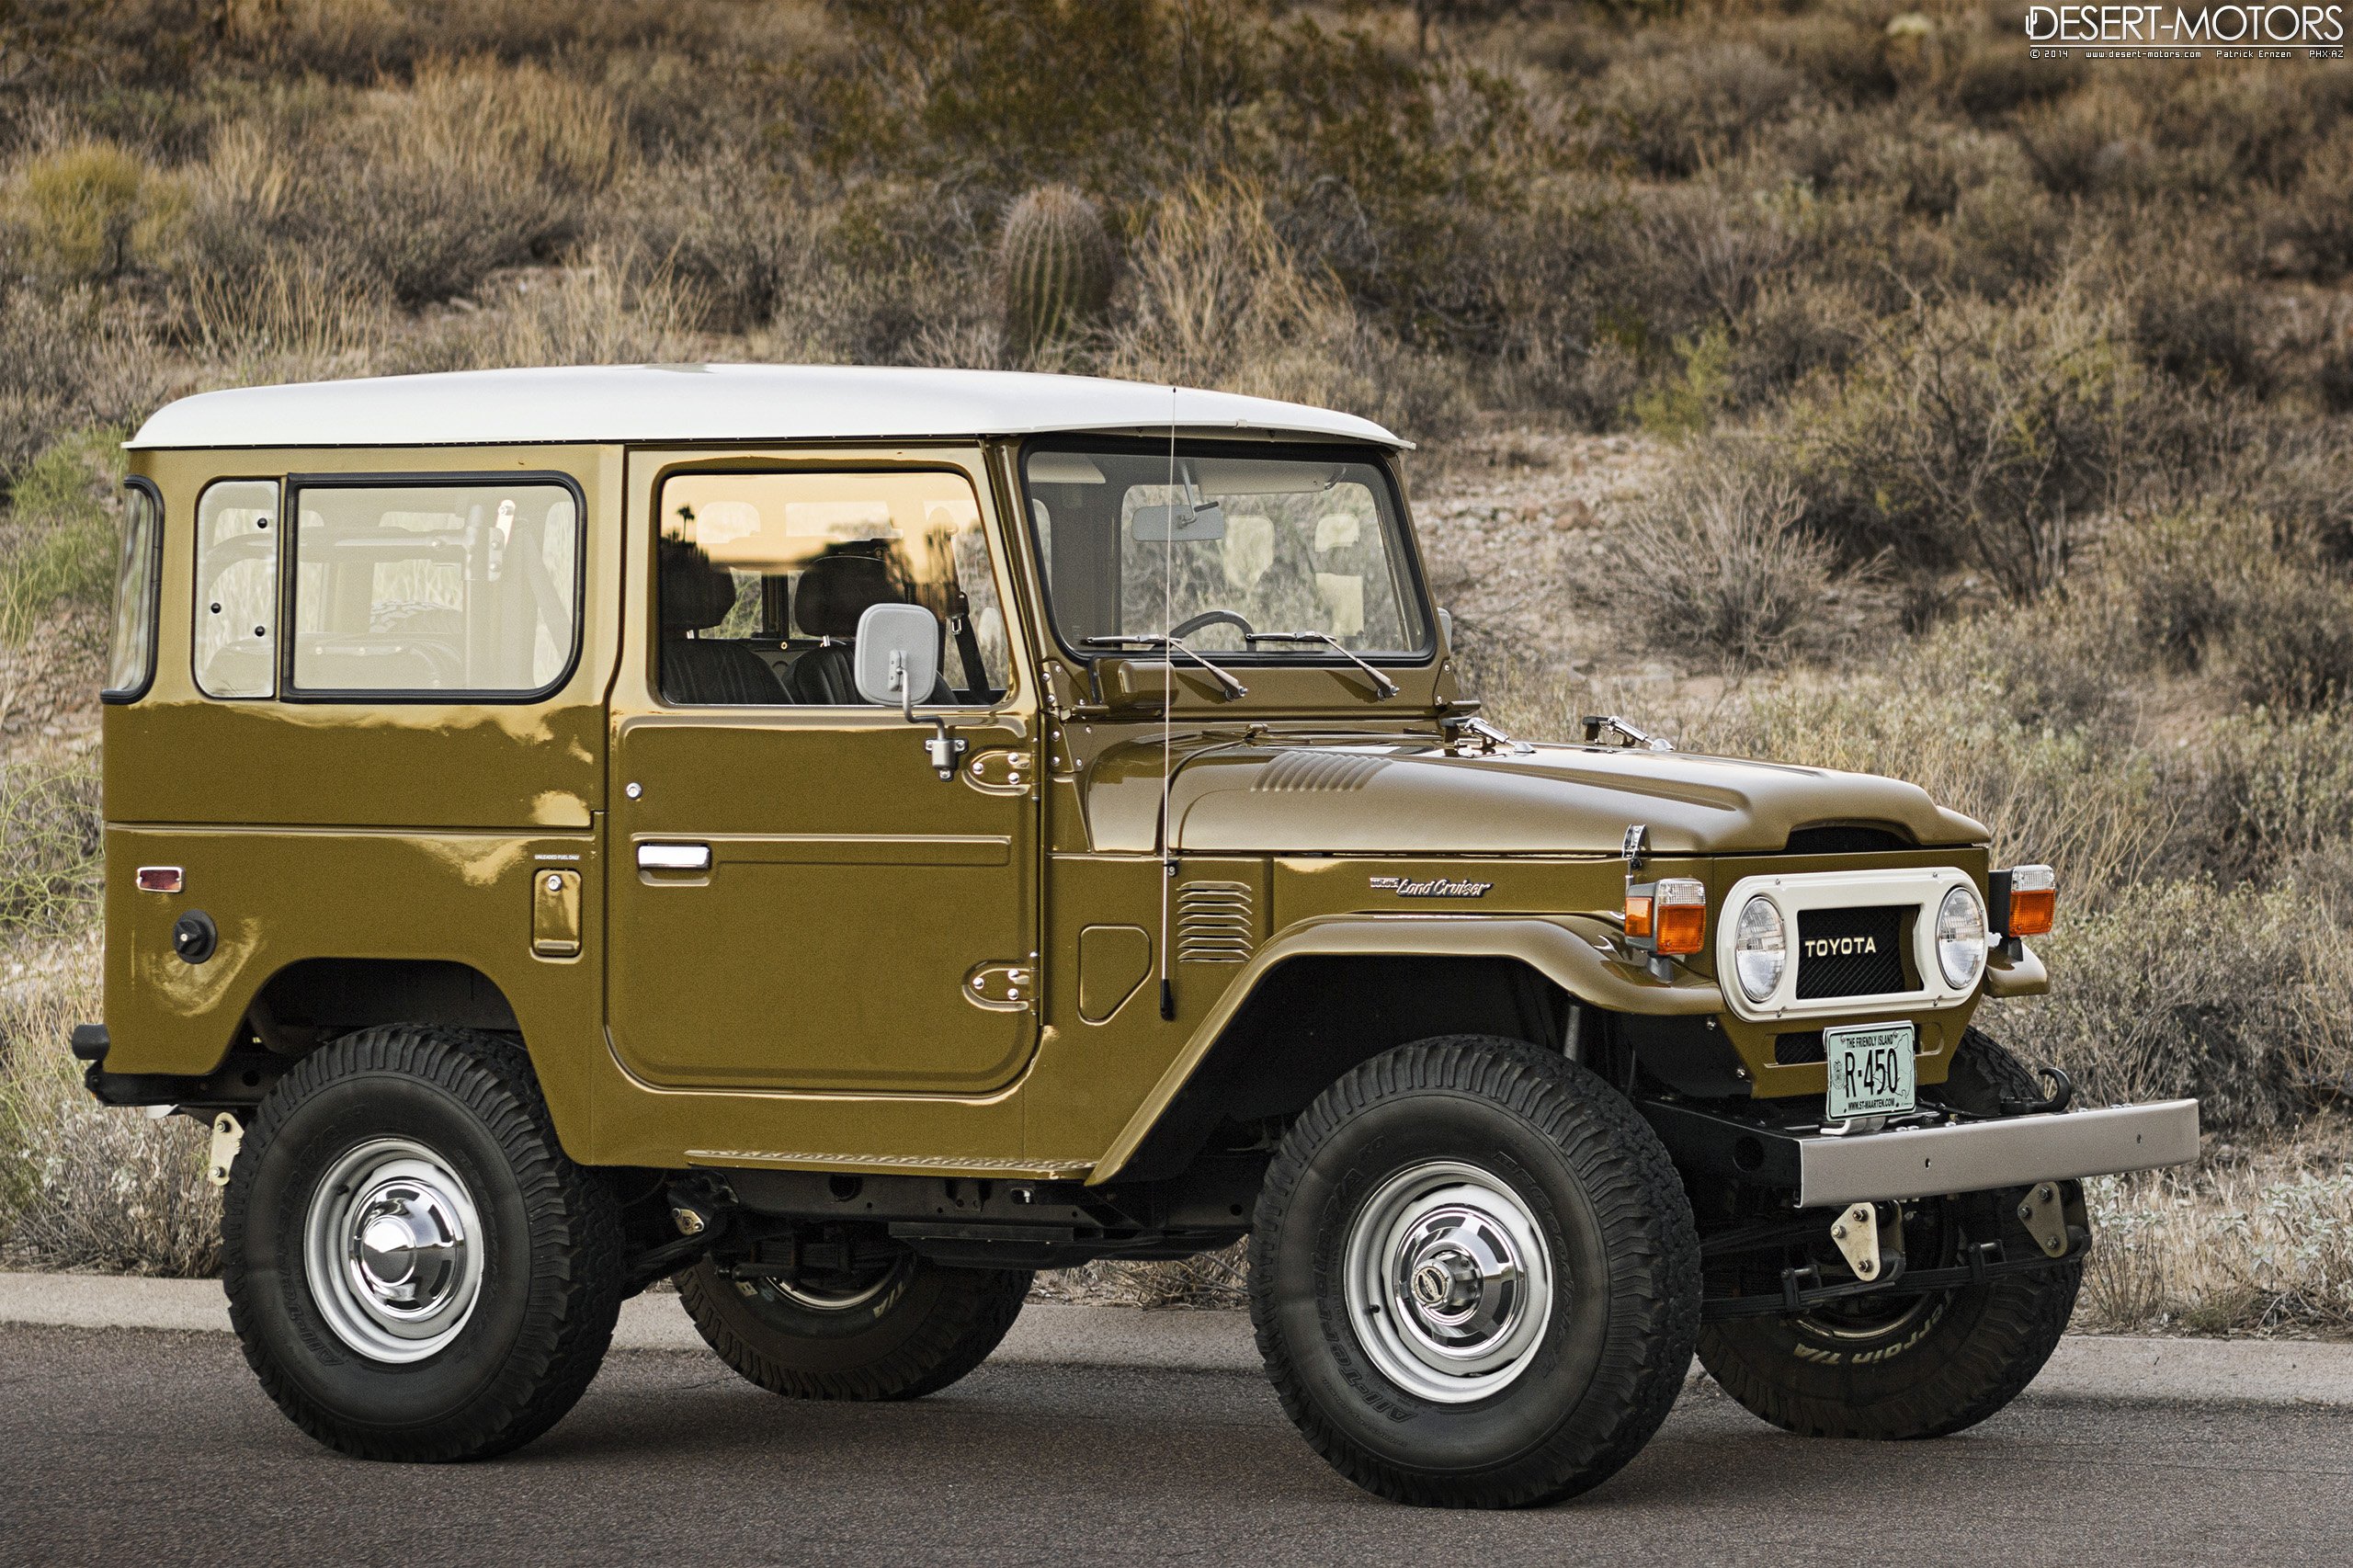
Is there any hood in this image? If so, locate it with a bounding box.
[1083,739,1987,857]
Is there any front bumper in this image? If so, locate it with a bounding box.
[1796,1099,2200,1207]
[1645,1096,2200,1207]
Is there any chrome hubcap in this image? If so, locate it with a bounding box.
[304,1139,483,1363]
[1344,1161,1555,1403]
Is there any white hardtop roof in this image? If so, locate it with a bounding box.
[126,363,1408,451]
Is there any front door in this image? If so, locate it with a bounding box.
[606,452,1040,1095]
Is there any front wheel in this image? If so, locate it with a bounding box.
[1250,1036,1700,1508]
[676,1243,1030,1401]
[1697,1029,2084,1439]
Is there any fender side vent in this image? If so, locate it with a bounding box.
[1176,881,1255,963]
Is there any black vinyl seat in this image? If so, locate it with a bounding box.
[786,554,900,705]
[659,539,786,705]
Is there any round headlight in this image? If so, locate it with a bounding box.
[1733,895,1786,1003]
[1937,884,1987,988]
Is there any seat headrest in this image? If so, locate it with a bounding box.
[796,553,899,639]
[661,537,739,634]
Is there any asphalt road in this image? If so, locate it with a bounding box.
[6,1324,2350,1568]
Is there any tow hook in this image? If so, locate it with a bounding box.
[1829,1201,1883,1281]
[206,1112,244,1188]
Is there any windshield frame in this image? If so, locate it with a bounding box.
[1015,434,1437,669]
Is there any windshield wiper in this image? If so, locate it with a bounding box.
[1081,634,1249,699]
[1245,631,1400,699]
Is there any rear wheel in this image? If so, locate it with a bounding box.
[1250,1036,1700,1508]
[1697,1029,2084,1439]
[676,1242,1029,1401]
[222,1026,624,1461]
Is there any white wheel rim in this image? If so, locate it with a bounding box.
[303,1137,484,1364]
[1342,1160,1556,1404]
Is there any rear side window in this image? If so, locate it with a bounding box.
[289,479,581,698]
[102,480,163,701]
[193,479,279,699]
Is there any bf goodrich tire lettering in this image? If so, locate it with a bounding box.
[222,1026,624,1461]
[1698,1029,2084,1440]
[1250,1036,1701,1507]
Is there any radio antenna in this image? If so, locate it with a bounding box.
[1157,384,1178,1020]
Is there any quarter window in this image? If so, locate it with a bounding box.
[103,480,163,700]
[193,479,278,699]
[654,470,1007,707]
[289,481,581,697]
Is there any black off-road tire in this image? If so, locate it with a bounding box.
[1250,1036,1701,1508]
[222,1026,624,1462]
[676,1252,1030,1401]
[1697,1028,2084,1440]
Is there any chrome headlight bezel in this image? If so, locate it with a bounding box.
[1936,883,1987,989]
[1731,895,1786,1003]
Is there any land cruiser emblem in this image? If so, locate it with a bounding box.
[1804,935,1879,958]
[1370,875,1493,899]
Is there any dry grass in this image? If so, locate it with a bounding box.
[0,938,220,1276]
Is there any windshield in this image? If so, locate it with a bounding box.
[1023,441,1428,659]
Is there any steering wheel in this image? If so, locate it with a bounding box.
[1168,608,1256,642]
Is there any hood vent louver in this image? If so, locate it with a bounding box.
[1176,881,1255,963]
[1253,751,1389,794]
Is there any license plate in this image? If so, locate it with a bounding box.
[1824,1022,1915,1120]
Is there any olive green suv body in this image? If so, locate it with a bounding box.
[81,367,2198,1503]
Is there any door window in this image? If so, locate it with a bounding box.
[655,469,1007,707]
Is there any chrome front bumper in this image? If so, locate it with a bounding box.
[1797,1098,2201,1209]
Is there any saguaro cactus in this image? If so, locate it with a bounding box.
[997,184,1116,362]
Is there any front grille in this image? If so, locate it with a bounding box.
[1794,904,1909,1000]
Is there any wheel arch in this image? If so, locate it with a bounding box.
[1090,915,1725,1185]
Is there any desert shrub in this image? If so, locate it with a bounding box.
[2262,127,2353,281]
[1753,11,1896,103]
[2183,713,2353,885]
[1943,40,2079,121]
[5,140,184,283]
[1779,284,2136,597]
[2109,223,2275,392]
[2014,87,2156,199]
[2231,580,2353,715]
[0,950,220,1276]
[1600,42,1804,179]
[1105,178,1468,442]
[2002,878,2336,1138]
[0,757,101,932]
[1589,457,1848,670]
[0,427,126,647]
[385,251,706,373]
[1939,174,2063,299]
[1722,276,1865,409]
[0,289,165,484]
[598,149,810,334]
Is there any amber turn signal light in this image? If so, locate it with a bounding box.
[2000,864,2056,937]
[1653,878,1707,955]
[1623,893,1654,940]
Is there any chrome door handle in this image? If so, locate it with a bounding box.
[637,843,711,871]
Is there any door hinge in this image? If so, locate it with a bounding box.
[963,960,1035,1012]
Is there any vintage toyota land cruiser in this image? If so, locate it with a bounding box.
[80,366,2197,1506]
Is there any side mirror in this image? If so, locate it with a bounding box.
[852,602,965,780]
[853,603,942,716]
